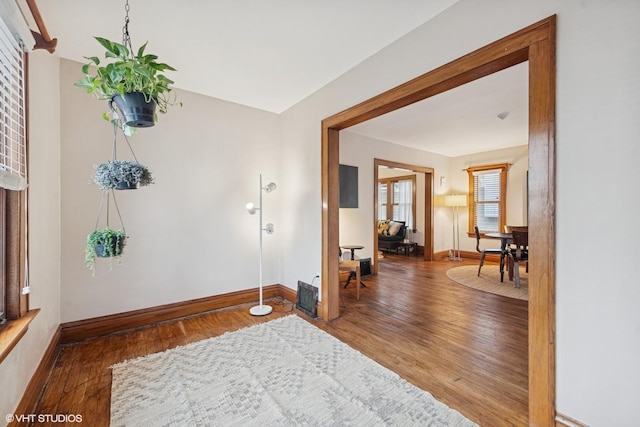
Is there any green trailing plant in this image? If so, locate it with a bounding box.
[93,160,154,190]
[74,37,179,118]
[85,227,127,274]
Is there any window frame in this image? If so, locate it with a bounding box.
[377,174,416,230]
[466,163,509,235]
[0,31,29,329]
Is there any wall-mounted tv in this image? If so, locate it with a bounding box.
[339,164,358,208]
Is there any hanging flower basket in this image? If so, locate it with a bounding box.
[74,37,179,128]
[93,160,154,191]
[111,92,157,128]
[85,227,127,274]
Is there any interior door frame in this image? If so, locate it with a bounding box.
[373,158,434,273]
[321,16,556,425]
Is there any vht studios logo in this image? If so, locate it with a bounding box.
[6,413,83,423]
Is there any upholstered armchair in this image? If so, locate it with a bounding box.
[377,220,407,253]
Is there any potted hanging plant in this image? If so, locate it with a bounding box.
[93,159,154,190]
[74,37,179,128]
[85,227,127,274]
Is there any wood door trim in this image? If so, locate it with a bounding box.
[321,16,556,425]
[373,158,434,270]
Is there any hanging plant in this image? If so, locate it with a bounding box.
[74,37,179,127]
[74,0,180,127]
[93,160,154,191]
[85,227,127,274]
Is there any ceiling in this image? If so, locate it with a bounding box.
[347,62,528,157]
[28,0,527,157]
[33,0,460,113]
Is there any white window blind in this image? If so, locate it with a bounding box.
[473,169,501,232]
[378,182,387,220]
[378,176,415,228]
[0,10,27,190]
[394,179,413,229]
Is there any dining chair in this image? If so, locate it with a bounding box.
[474,226,503,277]
[507,230,528,288]
[504,225,528,233]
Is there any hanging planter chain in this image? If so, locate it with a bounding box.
[94,190,126,235]
[109,103,139,163]
[93,114,137,233]
[122,0,133,58]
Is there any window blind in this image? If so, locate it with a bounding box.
[0,11,27,190]
[473,169,501,232]
[378,183,387,220]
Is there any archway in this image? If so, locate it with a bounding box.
[321,16,556,425]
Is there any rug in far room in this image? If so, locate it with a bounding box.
[446,265,528,300]
[110,315,477,426]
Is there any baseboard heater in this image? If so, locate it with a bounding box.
[296,281,318,318]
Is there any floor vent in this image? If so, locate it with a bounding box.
[296,281,318,318]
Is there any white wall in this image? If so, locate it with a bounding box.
[552,1,640,424]
[58,59,282,322]
[279,1,640,425]
[337,132,528,260]
[4,1,639,425]
[449,144,529,253]
[338,131,451,260]
[0,52,62,420]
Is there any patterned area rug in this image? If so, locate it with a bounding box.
[446,265,528,301]
[110,315,477,426]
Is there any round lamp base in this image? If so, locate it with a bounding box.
[249,304,273,316]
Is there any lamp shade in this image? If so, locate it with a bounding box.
[444,194,467,207]
[263,182,277,193]
[246,202,257,214]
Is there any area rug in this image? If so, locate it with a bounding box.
[110,315,476,426]
[446,265,528,301]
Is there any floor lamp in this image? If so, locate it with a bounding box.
[246,174,276,316]
[444,194,467,261]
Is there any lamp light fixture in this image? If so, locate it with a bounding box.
[444,194,467,261]
[246,174,277,316]
[245,202,257,215]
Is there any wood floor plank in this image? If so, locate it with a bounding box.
[31,256,527,426]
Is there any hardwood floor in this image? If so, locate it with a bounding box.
[33,255,527,426]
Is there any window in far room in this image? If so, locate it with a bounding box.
[0,12,29,325]
[377,174,416,230]
[467,164,508,234]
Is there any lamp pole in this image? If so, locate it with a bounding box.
[256,174,268,314]
[444,194,466,261]
[247,174,276,316]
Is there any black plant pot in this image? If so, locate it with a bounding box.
[95,237,125,258]
[112,92,157,128]
[116,180,139,190]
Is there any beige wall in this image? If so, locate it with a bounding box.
[3,1,639,425]
[58,59,283,322]
[280,1,640,425]
[338,130,528,259]
[339,130,450,259]
[0,51,62,419]
[450,144,529,253]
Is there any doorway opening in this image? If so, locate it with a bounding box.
[321,16,556,425]
[373,159,433,274]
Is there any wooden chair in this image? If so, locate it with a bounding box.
[338,260,361,300]
[338,248,363,300]
[474,226,503,277]
[504,225,528,233]
[504,225,528,280]
[507,230,528,288]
